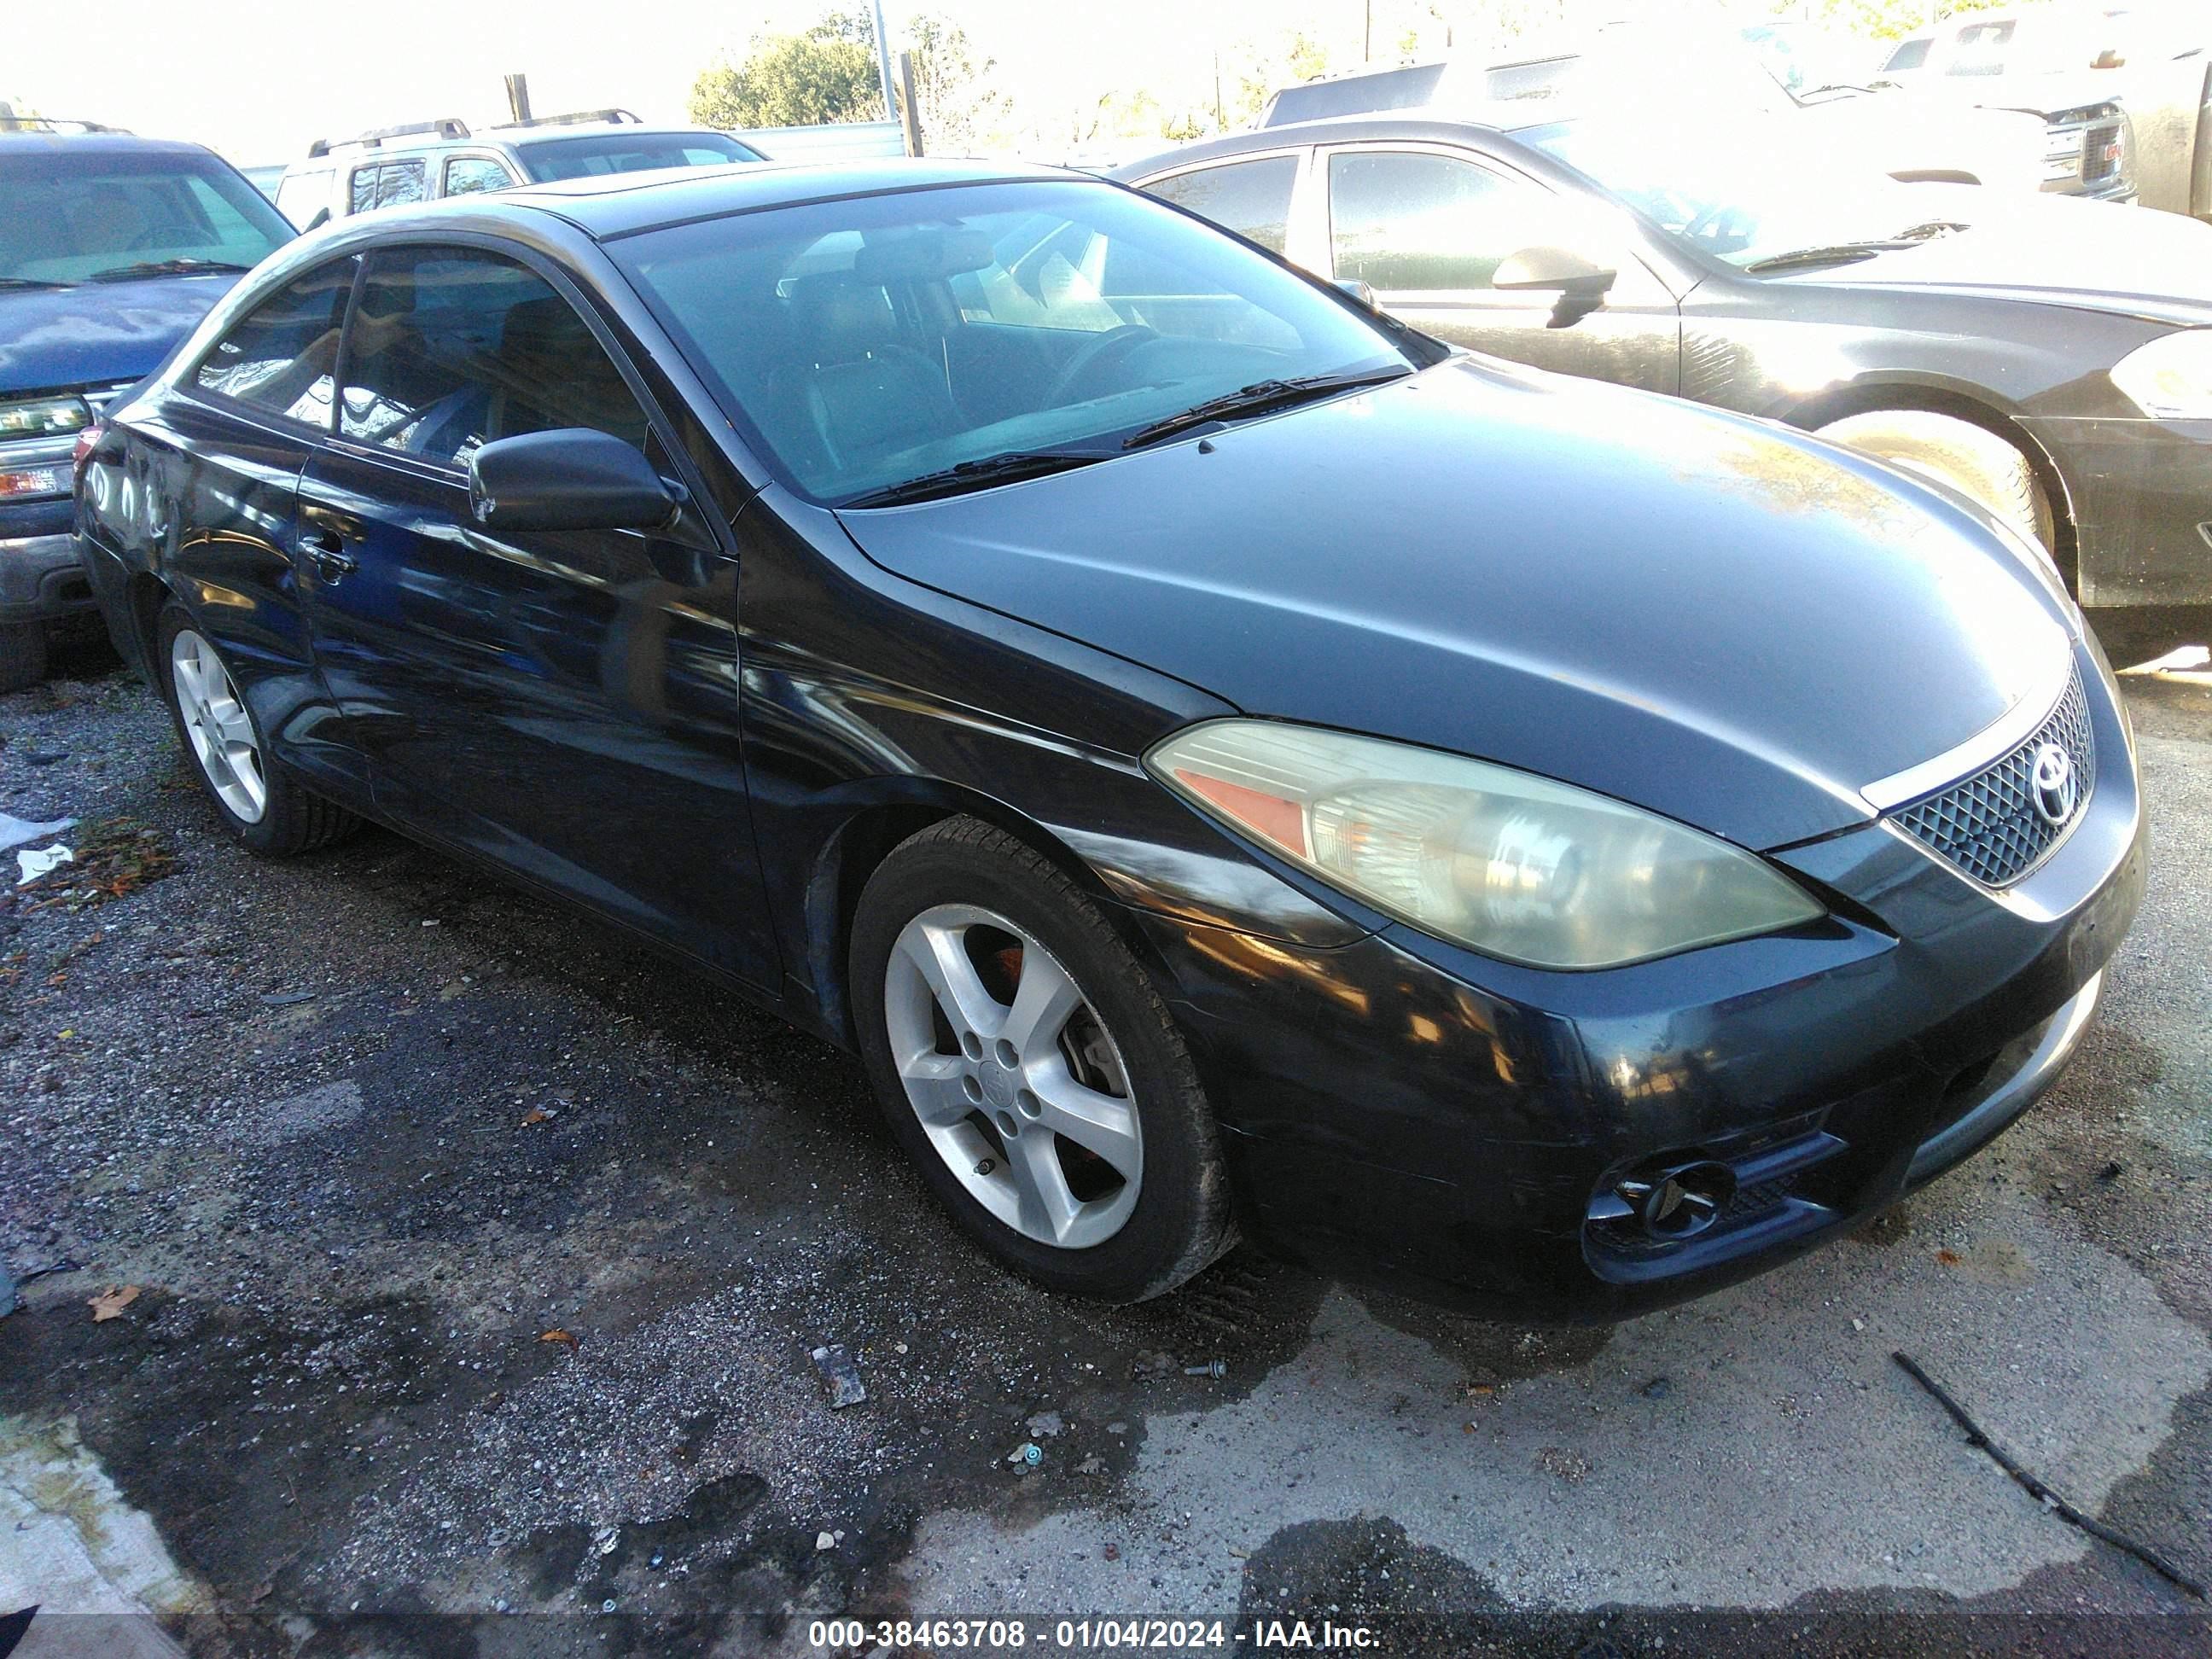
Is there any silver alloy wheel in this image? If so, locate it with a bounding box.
[884,903,1143,1249]
[170,628,267,824]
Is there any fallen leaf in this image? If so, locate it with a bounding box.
[249,1583,274,1606]
[90,1284,141,1322]
[520,1107,550,1126]
[1936,1249,1961,1267]
[539,1329,578,1350]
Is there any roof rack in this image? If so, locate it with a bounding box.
[0,114,130,135]
[306,117,470,159]
[492,107,645,131]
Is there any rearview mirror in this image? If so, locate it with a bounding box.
[468,429,683,535]
[1491,246,1618,297]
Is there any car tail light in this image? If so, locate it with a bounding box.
[73,419,105,474]
[0,463,67,500]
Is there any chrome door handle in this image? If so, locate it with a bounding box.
[300,529,357,580]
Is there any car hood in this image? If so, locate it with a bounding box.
[1776,189,2212,321]
[833,359,2075,851]
[0,271,242,397]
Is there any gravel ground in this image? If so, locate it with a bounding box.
[2,629,2209,1659]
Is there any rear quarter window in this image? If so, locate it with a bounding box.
[191,257,357,426]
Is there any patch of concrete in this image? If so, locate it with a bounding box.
[0,1414,202,1655]
[899,1172,2210,1612]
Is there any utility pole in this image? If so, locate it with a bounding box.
[896,49,924,155]
[503,73,532,125]
[870,0,899,128]
[1364,0,1372,62]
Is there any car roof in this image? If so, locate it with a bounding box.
[0,132,222,161]
[282,123,753,172]
[1114,113,1563,181]
[480,154,1082,240]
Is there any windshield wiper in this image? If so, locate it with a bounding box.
[836,448,1114,509]
[1741,241,1922,273]
[85,258,255,282]
[1741,219,1966,275]
[0,276,71,290]
[1120,367,1413,451]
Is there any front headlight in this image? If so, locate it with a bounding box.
[1148,720,1825,970]
[0,393,94,442]
[2110,329,2212,420]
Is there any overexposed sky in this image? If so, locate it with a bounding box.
[12,0,1410,162]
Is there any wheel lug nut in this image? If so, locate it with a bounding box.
[994,1039,1019,1069]
[960,1031,982,1061]
[961,1074,983,1104]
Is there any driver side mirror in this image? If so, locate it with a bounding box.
[1332,276,1381,310]
[1492,245,1618,329]
[467,428,684,535]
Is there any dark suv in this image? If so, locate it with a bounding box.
[1,127,293,687]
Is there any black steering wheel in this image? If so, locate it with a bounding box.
[1041,324,1159,406]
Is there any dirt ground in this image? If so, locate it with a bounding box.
[3,631,2209,1659]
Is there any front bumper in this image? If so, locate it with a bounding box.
[1132,642,2144,1322]
[2023,413,2212,607]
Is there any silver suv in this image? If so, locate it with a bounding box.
[271,109,765,230]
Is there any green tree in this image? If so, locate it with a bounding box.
[690,15,886,130]
[906,13,1010,151]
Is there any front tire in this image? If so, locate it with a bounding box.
[156,604,359,857]
[850,817,1236,1302]
[1817,410,2062,579]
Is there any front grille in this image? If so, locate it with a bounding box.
[1890,669,2093,888]
[2083,123,2121,183]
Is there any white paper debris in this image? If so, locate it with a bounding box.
[15,844,74,886]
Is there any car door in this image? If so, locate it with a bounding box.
[96,253,370,796]
[294,241,779,988]
[1317,142,1682,394]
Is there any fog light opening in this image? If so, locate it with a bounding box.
[1614,1159,1738,1242]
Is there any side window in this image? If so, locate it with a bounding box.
[373,160,429,209]
[192,256,356,426]
[338,247,652,469]
[1883,38,1932,73]
[1327,150,1580,294]
[442,157,514,197]
[1147,156,1300,254]
[349,161,430,214]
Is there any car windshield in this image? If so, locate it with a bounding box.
[0,149,293,284]
[1523,119,1972,271]
[519,131,762,183]
[615,178,1414,504]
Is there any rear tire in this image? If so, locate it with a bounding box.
[156,604,359,857]
[850,816,1236,1302]
[0,621,47,693]
[1818,410,2061,579]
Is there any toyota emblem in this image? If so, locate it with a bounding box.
[2030,742,2077,827]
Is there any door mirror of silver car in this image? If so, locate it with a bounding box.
[467,428,684,535]
[1333,276,1380,309]
[1493,246,1618,329]
[1493,246,1618,297]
